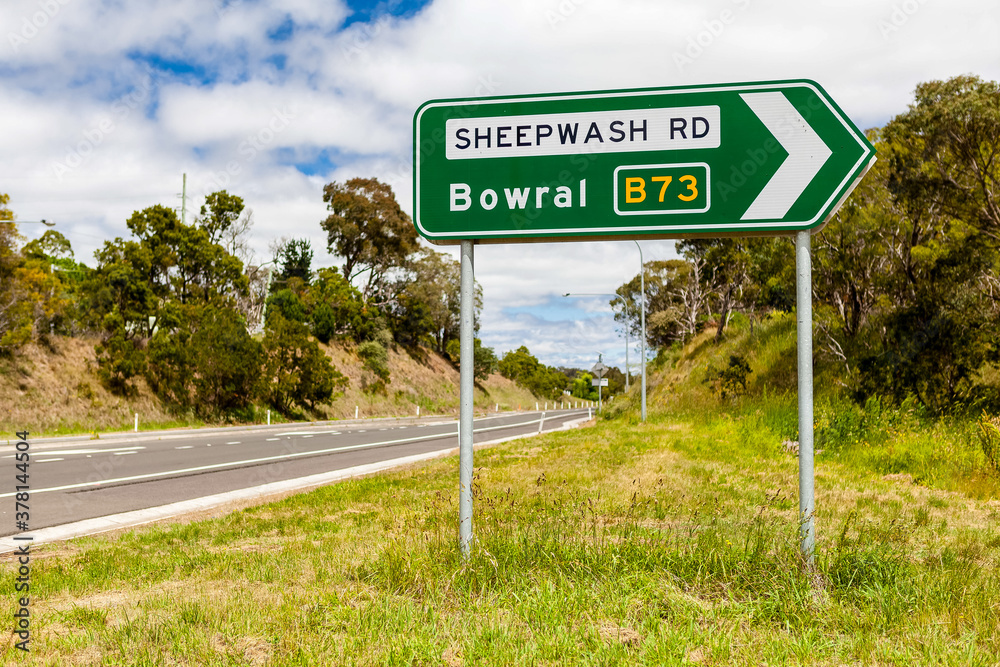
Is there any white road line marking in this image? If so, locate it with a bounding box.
[36,458,65,463]
[266,438,280,442]
[113,452,137,456]
[175,446,193,450]
[226,441,241,445]
[302,435,313,438]
[5,446,148,457]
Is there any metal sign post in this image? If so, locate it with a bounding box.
[591,357,609,412]
[458,240,475,556]
[795,231,815,564]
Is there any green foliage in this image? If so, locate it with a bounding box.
[357,340,390,392]
[94,314,146,396]
[570,372,597,401]
[262,314,346,413]
[499,346,569,400]
[304,267,369,343]
[273,238,313,288]
[978,412,1000,474]
[197,190,245,247]
[708,355,752,400]
[190,308,263,415]
[265,288,307,325]
[86,197,272,417]
[386,291,434,347]
[446,338,498,381]
[321,177,417,302]
[146,325,195,407]
[473,339,497,381]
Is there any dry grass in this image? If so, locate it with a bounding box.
[0,337,181,437]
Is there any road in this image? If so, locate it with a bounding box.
[0,410,589,536]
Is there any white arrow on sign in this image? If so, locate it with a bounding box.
[740,92,833,221]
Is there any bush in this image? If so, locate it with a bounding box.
[358,340,390,392]
[709,355,752,399]
[978,412,1000,474]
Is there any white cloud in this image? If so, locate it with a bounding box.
[1,0,999,370]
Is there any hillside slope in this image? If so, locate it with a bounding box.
[0,336,542,437]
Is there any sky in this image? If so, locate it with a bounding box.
[1,0,998,374]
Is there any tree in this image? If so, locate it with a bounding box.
[262,314,346,413]
[498,345,569,400]
[304,267,370,343]
[570,372,597,401]
[886,75,1000,242]
[614,259,704,348]
[447,337,498,381]
[198,190,253,262]
[273,238,313,288]
[473,339,498,381]
[401,248,482,353]
[321,177,418,302]
[89,204,249,396]
[0,198,74,351]
[191,308,263,415]
[849,76,1000,412]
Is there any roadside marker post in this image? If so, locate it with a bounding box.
[415,79,874,563]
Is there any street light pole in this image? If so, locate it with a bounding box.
[635,241,647,422]
[563,292,630,391]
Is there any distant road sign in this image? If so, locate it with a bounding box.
[592,378,609,387]
[413,79,874,243]
[590,361,609,378]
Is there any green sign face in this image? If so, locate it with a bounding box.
[413,80,876,243]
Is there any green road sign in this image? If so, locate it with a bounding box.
[413,79,875,243]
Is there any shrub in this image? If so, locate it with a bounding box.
[358,340,390,392]
[978,412,1000,474]
[710,354,752,399]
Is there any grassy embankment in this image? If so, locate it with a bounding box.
[0,336,544,438]
[2,313,1000,664]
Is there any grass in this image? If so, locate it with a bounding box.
[3,314,999,664]
[3,405,1000,664]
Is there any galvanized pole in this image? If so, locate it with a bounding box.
[635,241,647,421]
[795,231,815,564]
[459,240,475,557]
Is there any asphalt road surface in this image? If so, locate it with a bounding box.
[0,410,590,536]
